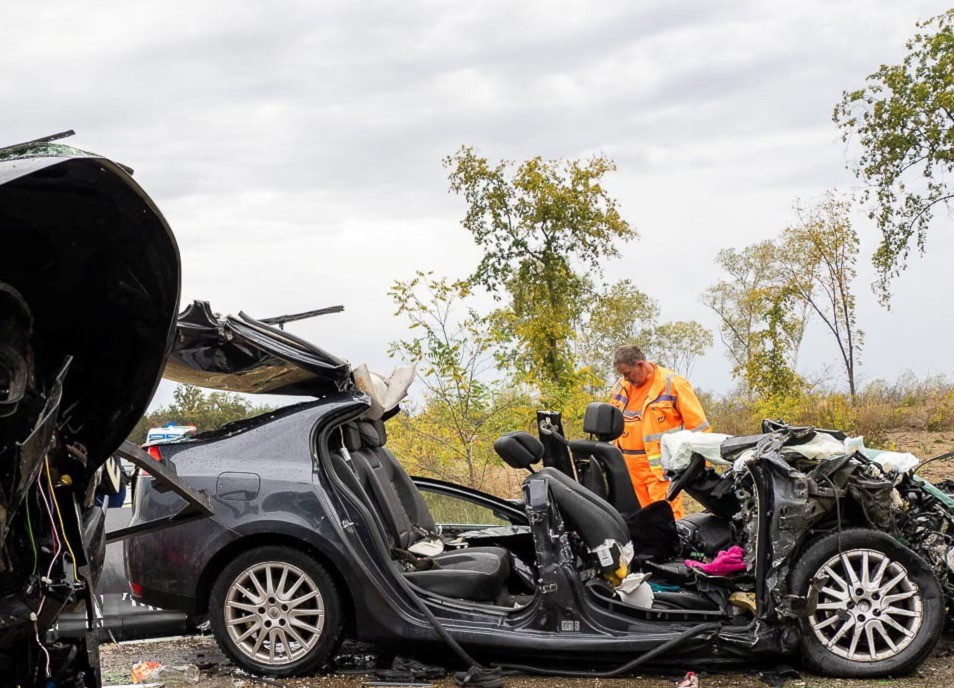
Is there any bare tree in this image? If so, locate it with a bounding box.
[650,320,714,379]
[702,241,807,391]
[780,192,863,398]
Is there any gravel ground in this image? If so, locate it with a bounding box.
[99,629,954,688]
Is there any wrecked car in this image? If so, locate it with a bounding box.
[0,135,209,687]
[125,304,945,680]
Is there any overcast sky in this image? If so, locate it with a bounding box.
[4,1,952,408]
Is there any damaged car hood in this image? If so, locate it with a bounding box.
[0,141,180,473]
[163,300,352,396]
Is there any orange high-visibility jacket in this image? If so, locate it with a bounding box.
[609,365,711,477]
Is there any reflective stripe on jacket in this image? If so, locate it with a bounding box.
[609,365,711,475]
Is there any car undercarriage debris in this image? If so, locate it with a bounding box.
[0,135,200,687]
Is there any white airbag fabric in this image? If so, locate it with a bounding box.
[407,538,445,557]
[730,434,921,474]
[661,431,733,473]
[352,364,416,420]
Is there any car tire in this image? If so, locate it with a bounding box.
[790,528,943,678]
[209,546,343,677]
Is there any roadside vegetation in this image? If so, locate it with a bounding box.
[129,9,954,500]
[128,384,274,444]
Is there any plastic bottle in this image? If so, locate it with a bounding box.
[159,664,201,684]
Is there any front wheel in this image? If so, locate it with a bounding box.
[791,529,943,677]
[209,546,343,677]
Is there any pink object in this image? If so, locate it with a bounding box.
[676,671,699,688]
[685,545,746,576]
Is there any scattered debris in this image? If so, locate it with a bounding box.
[452,666,504,688]
[685,546,746,576]
[231,668,284,686]
[372,656,445,682]
[675,671,699,688]
[758,665,801,687]
[132,660,201,684]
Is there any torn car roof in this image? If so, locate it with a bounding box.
[164,300,352,396]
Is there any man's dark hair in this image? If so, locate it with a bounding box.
[613,344,647,368]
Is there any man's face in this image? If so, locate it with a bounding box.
[616,361,651,386]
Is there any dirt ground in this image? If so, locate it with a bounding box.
[99,629,954,688]
[886,430,954,484]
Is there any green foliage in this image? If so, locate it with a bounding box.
[576,279,659,384]
[445,146,636,394]
[743,288,804,402]
[650,320,714,378]
[834,9,954,302]
[702,372,954,451]
[702,241,806,394]
[705,193,863,401]
[128,385,274,444]
[501,256,589,389]
[388,272,536,490]
[779,192,863,396]
[927,390,954,432]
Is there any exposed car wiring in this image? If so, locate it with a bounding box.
[34,474,61,678]
[820,474,844,553]
[25,489,37,576]
[44,455,78,580]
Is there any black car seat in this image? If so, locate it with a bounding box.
[495,432,632,570]
[341,421,511,603]
[496,431,683,566]
[568,403,641,515]
[531,467,631,555]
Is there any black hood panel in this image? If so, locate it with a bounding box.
[0,148,180,470]
[164,300,351,396]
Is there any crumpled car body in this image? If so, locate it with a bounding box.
[164,300,351,396]
[125,310,947,681]
[0,139,181,686]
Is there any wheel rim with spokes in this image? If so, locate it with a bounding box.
[224,561,326,666]
[808,548,923,662]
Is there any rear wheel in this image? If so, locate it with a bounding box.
[209,546,343,677]
[791,529,943,677]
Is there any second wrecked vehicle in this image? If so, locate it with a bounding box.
[125,304,946,680]
[0,137,212,687]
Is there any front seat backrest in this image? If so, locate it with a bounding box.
[531,467,629,552]
[357,420,438,538]
[569,403,640,514]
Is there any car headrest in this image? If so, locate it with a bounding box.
[494,432,543,470]
[357,420,387,448]
[583,403,623,442]
[341,424,362,452]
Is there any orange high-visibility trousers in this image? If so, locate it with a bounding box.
[626,456,684,519]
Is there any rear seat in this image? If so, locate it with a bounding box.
[341,420,512,602]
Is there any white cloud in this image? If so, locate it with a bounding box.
[2,0,951,407]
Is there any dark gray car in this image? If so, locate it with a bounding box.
[125,304,946,680]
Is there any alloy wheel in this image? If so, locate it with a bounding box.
[224,561,326,666]
[808,548,923,662]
